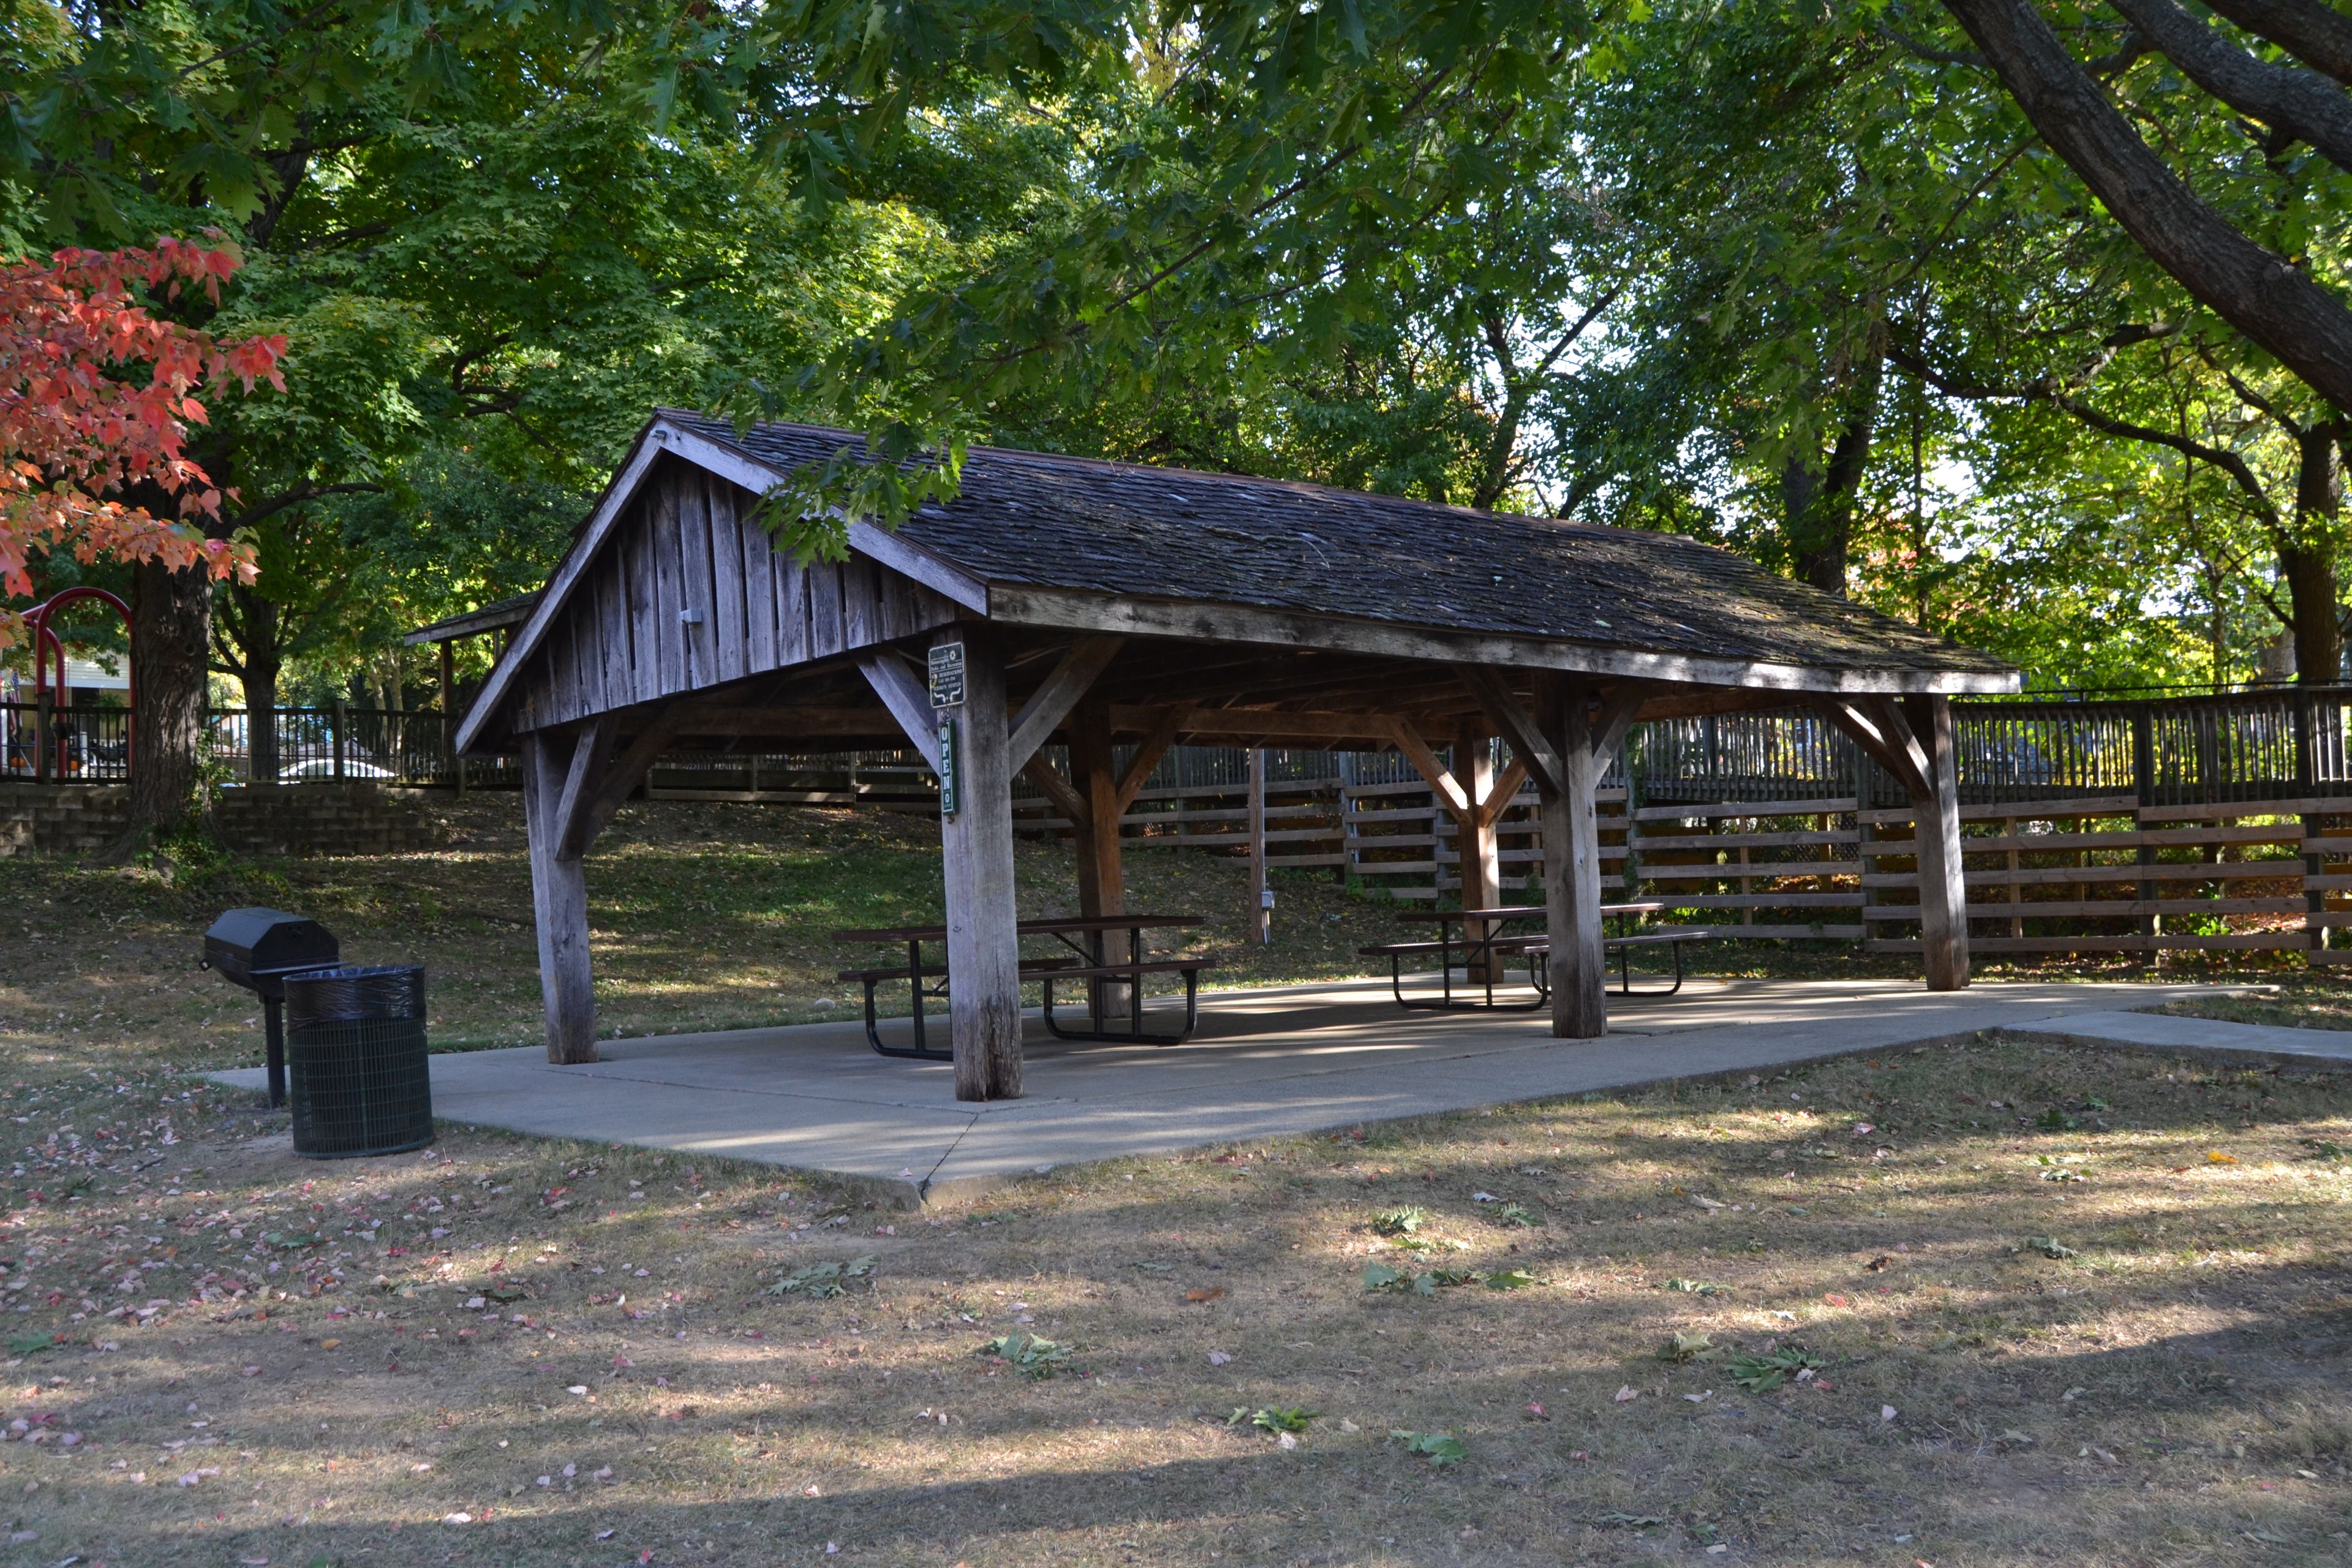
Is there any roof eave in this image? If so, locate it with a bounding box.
[984,584,2022,695]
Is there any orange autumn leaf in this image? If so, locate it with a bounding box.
[1,235,280,641]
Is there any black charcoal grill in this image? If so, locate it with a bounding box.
[202,908,341,1107]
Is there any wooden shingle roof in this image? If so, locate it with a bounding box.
[663,412,2013,682]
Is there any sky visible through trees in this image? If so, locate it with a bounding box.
[8,0,2352,826]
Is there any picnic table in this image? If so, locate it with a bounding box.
[1360,902,1711,1009]
[834,914,1214,1060]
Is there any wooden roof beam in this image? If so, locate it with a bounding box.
[856,650,943,774]
[995,585,2020,696]
[1453,666,1567,799]
[1007,635,1123,772]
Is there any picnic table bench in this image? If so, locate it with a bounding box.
[835,914,1215,1060]
[1359,902,1716,1010]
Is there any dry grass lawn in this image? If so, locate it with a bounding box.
[0,797,2348,1565]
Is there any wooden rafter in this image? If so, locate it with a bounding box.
[1007,635,1123,771]
[1453,665,1567,799]
[1385,717,1472,816]
[1116,706,1192,812]
[856,649,943,773]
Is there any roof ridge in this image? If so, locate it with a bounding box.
[650,407,1656,545]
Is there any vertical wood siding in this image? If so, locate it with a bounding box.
[519,455,961,730]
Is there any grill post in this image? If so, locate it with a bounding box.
[264,995,287,1109]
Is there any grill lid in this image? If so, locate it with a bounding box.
[203,907,341,995]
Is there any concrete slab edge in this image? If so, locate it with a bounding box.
[2002,1024,2352,1073]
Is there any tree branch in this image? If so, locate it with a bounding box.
[1934,0,2352,411]
[2201,0,2352,86]
[228,483,382,532]
[1888,339,2285,527]
[2108,0,2352,172]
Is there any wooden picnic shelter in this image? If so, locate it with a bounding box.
[454,411,2020,1101]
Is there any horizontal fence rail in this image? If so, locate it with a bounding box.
[9,685,2352,963]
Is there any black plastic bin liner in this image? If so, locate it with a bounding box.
[282,965,433,1158]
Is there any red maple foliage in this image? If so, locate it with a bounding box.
[1,236,287,642]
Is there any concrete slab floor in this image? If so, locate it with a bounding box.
[207,975,2293,1205]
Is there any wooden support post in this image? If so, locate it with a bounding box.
[521,729,599,1065]
[437,641,458,791]
[1248,746,1270,944]
[1820,695,1972,992]
[1540,680,1610,1039]
[937,627,1023,1101]
[2133,704,2158,957]
[1904,695,1970,992]
[1457,723,1501,977]
[1069,701,1129,1019]
[2005,816,2023,938]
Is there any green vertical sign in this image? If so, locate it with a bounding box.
[937,716,960,817]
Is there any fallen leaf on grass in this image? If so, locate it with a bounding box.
[978,1331,1068,1379]
[2207,1151,2238,1164]
[1613,1386,1637,1403]
[1364,1261,1528,1294]
[766,1256,876,1298]
[1864,1256,1893,1272]
[1728,1347,1822,1393]
[1662,1278,1726,1296]
[1591,1511,1665,1529]
[1185,1287,1227,1304]
[318,1339,340,1351]
[2025,1237,2078,1259]
[1206,1351,1232,1366]
[1228,1405,1319,1435]
[1390,1429,1466,1466]
[1659,1331,1714,1362]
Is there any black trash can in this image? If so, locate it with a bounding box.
[282,965,434,1158]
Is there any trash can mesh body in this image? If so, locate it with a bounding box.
[283,966,433,1158]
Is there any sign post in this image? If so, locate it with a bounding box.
[929,641,966,816]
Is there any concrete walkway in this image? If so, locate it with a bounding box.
[208,974,2311,1203]
[2010,1007,2352,1065]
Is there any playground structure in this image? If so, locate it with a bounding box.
[4,589,134,782]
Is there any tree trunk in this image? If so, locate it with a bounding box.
[2285,427,2343,682]
[124,558,212,848]
[1937,0,2352,413]
[1781,374,1880,597]
[230,581,282,784]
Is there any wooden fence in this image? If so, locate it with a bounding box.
[10,681,2350,962]
[1001,685,2352,962]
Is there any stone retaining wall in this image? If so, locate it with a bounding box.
[0,783,448,858]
